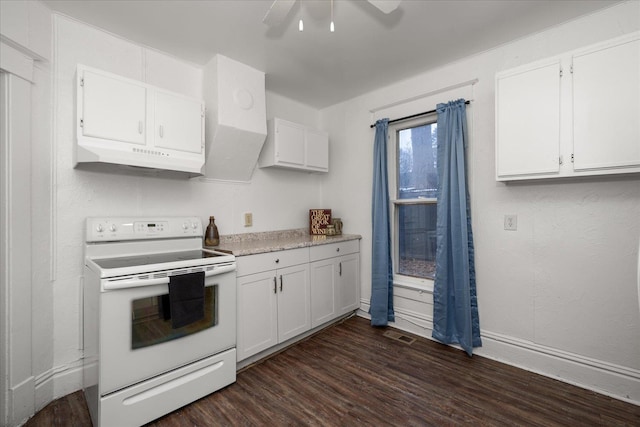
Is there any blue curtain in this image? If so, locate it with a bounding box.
[369,118,394,326]
[432,99,481,356]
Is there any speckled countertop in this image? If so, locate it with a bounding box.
[206,228,361,256]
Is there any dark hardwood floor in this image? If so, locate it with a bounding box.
[25,316,640,426]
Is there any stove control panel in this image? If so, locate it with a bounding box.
[86,217,203,242]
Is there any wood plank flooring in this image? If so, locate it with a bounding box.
[25,316,640,426]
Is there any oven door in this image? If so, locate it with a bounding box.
[99,268,236,395]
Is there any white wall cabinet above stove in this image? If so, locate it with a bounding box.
[76,65,205,175]
[495,32,640,181]
[259,118,329,173]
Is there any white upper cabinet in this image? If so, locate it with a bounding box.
[154,90,203,154]
[82,70,148,145]
[259,118,329,172]
[76,65,205,174]
[496,59,561,178]
[495,32,640,181]
[305,128,330,171]
[272,119,306,167]
[572,37,640,172]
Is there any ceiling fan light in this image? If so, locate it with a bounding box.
[330,21,335,32]
[299,18,304,31]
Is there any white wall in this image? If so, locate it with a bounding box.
[321,1,640,403]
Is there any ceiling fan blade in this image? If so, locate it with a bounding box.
[263,0,298,27]
[367,0,401,14]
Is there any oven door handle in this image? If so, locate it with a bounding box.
[103,264,236,290]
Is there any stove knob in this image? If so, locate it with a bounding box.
[191,222,198,230]
[96,224,103,233]
[182,222,189,230]
[109,224,117,232]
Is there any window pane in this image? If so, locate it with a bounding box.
[398,123,438,199]
[397,203,437,279]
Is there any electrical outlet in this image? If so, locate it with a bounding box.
[244,212,253,227]
[504,214,517,231]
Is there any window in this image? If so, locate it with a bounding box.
[390,116,438,286]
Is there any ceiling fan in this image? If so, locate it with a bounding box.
[263,0,402,27]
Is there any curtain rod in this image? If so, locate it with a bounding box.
[369,100,471,128]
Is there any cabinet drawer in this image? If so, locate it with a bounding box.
[236,247,309,277]
[310,240,359,262]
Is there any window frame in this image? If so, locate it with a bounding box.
[388,114,438,293]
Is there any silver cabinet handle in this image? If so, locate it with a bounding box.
[339,262,342,276]
[273,276,277,294]
[279,275,283,291]
[138,121,143,134]
[159,125,164,138]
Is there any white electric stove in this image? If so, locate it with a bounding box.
[83,217,236,427]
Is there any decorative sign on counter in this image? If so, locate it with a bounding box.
[309,209,332,235]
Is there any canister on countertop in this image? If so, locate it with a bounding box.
[332,218,343,235]
[205,216,220,246]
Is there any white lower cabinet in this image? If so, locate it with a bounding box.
[236,239,361,363]
[236,248,311,361]
[310,240,360,329]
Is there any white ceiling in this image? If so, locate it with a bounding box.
[42,0,621,109]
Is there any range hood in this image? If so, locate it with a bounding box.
[202,55,267,182]
[75,65,205,176]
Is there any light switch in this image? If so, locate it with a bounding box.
[244,212,253,227]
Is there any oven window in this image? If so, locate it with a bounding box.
[131,286,218,350]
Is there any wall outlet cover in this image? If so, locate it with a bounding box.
[504,214,517,231]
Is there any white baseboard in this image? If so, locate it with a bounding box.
[34,359,84,413]
[9,376,35,427]
[357,302,640,405]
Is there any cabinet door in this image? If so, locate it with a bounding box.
[337,253,360,314]
[154,91,203,154]
[305,129,329,171]
[276,264,311,342]
[237,271,278,361]
[82,70,147,145]
[572,36,640,171]
[496,59,561,179]
[310,259,337,328]
[275,119,305,167]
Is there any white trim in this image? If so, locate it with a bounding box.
[0,41,34,82]
[369,78,479,113]
[50,15,59,282]
[0,69,10,427]
[34,359,84,409]
[8,375,35,427]
[356,303,640,405]
[0,35,46,62]
[393,277,434,293]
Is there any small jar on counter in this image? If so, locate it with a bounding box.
[205,216,220,246]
